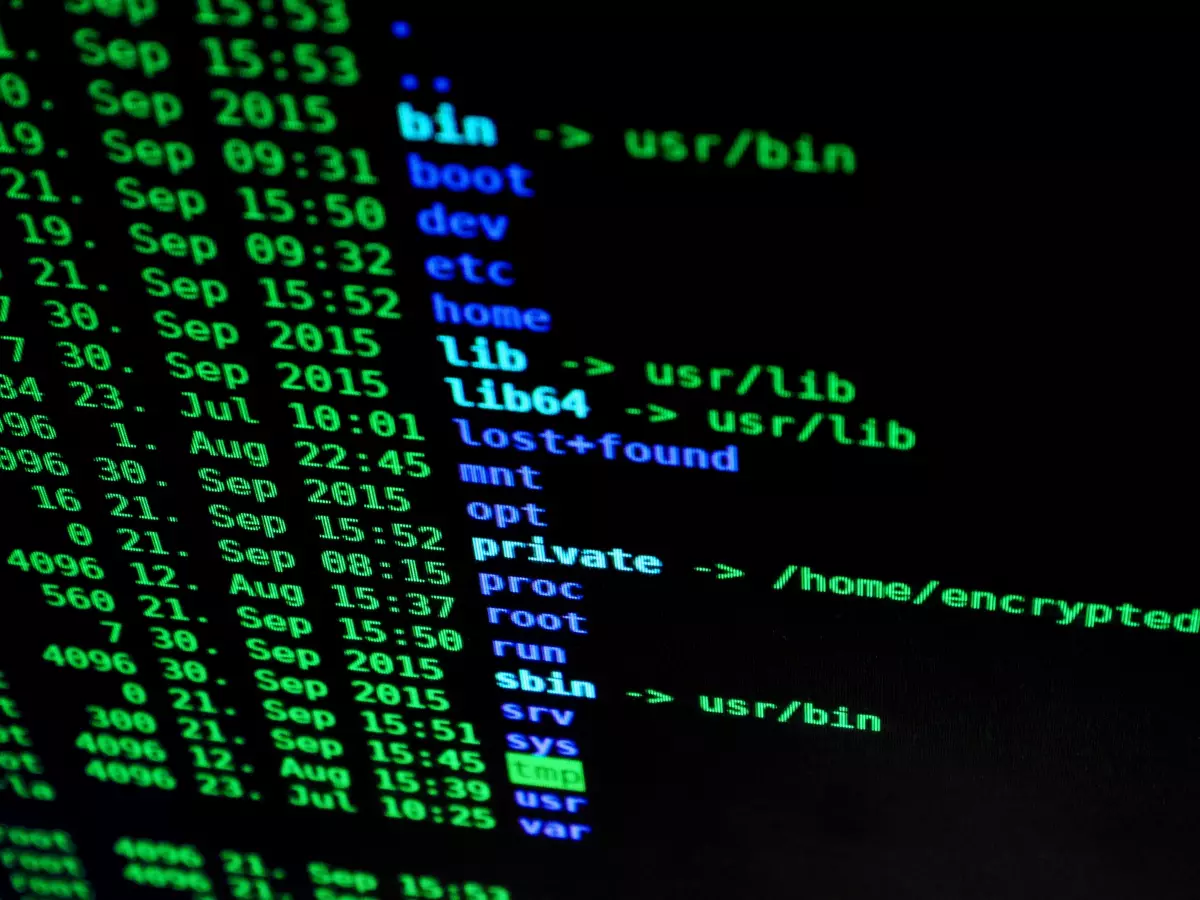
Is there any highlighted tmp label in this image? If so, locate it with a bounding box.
[506,753,586,793]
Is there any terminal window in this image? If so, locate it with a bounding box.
[0,8,1194,899]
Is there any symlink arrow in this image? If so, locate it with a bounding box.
[625,403,677,423]
[561,356,615,376]
[694,563,745,580]
[626,688,674,704]
[534,124,593,149]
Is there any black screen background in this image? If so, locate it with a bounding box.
[1,10,1196,899]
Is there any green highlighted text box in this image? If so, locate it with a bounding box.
[505,753,586,793]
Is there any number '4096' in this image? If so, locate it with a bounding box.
[8,548,104,578]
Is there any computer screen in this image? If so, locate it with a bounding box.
[0,6,1194,898]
